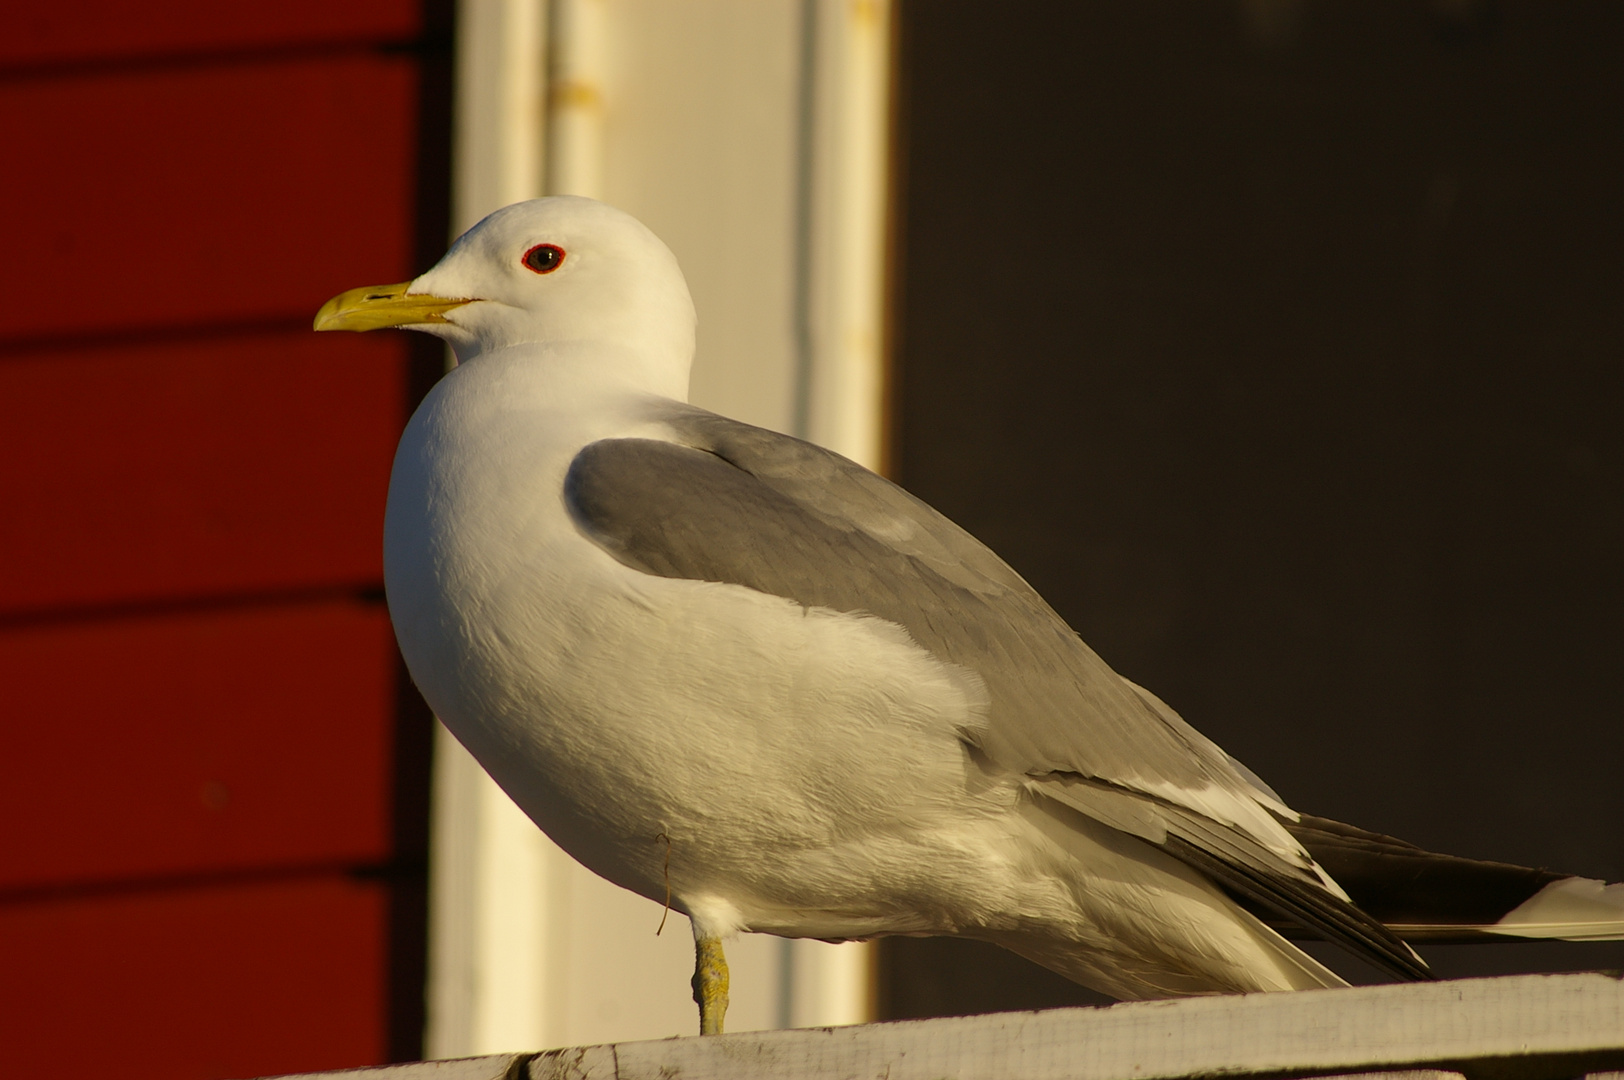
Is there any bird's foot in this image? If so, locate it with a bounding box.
[691,933,730,1035]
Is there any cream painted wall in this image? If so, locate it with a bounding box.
[595,1,806,433]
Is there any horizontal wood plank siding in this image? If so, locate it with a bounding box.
[3,875,390,1077]
[0,0,446,1072]
[0,332,405,613]
[1,600,397,888]
[3,0,420,67]
[0,57,419,341]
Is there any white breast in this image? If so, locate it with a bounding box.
[383,350,1008,935]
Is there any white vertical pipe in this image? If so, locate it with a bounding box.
[546,0,608,197]
[803,0,892,472]
[426,0,550,1060]
[451,0,547,231]
[785,0,893,1024]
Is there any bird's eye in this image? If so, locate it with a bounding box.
[522,244,566,274]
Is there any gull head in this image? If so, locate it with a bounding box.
[315,196,697,383]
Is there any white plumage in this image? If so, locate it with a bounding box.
[317,196,1533,1033]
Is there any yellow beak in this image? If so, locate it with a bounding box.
[313,282,473,332]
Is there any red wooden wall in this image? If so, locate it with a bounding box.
[0,3,450,1075]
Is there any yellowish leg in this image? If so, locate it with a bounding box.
[691,933,730,1035]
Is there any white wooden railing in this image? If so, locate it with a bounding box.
[266,972,1624,1080]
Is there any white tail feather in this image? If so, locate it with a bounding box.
[1488,876,1624,941]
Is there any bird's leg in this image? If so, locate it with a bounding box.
[691,931,730,1035]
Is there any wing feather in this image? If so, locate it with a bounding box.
[561,404,1429,980]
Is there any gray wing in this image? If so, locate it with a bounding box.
[578,407,1231,794]
[564,403,1428,980]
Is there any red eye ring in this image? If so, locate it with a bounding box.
[522,243,566,274]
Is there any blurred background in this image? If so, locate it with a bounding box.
[2,1,1620,1076]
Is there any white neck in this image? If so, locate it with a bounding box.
[449,337,691,406]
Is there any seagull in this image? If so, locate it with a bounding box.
[315,196,1623,1035]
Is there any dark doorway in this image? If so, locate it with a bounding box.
[881,0,1624,1018]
